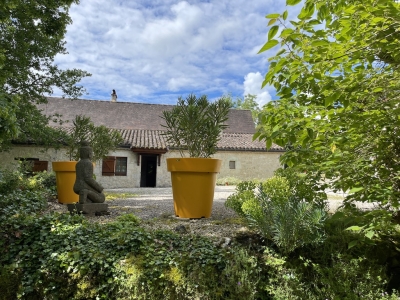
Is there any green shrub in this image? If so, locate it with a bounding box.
[274,167,328,208]
[0,168,23,194]
[259,176,290,205]
[236,180,257,193]
[0,265,21,300]
[226,176,328,255]
[246,190,327,255]
[115,213,140,226]
[262,247,400,300]
[226,190,256,218]
[0,167,57,197]
[32,171,57,193]
[0,208,263,299]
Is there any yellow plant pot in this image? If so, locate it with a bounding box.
[167,158,221,218]
[52,161,79,204]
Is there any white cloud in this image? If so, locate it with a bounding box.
[52,0,294,103]
[243,72,272,107]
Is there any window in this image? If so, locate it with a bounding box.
[229,161,236,169]
[102,157,127,176]
[115,157,127,176]
[14,158,48,173]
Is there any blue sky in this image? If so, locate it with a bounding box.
[54,0,301,106]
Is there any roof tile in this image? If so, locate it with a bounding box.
[42,97,284,152]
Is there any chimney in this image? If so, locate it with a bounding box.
[111,89,117,102]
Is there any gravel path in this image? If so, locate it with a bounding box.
[47,186,246,242]
[103,186,243,241]
[47,186,378,242]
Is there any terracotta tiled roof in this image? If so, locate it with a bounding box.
[218,133,283,151]
[41,97,284,152]
[120,129,168,150]
[119,129,283,152]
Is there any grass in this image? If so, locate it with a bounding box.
[104,191,138,201]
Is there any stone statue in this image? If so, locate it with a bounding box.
[73,141,106,204]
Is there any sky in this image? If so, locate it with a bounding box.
[54,0,301,107]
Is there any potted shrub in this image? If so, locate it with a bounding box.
[161,94,230,218]
[52,115,123,204]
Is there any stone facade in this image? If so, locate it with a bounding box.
[0,146,282,188]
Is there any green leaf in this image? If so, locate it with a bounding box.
[286,0,302,6]
[266,13,281,19]
[325,91,341,107]
[346,226,363,231]
[280,28,294,38]
[268,26,279,40]
[307,128,313,138]
[268,18,277,26]
[266,138,273,149]
[282,10,288,21]
[349,187,364,193]
[258,40,279,53]
[253,132,261,141]
[365,230,375,239]
[311,40,329,47]
[276,48,286,56]
[348,240,358,249]
[298,3,315,20]
[308,19,321,26]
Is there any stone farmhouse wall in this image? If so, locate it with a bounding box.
[0,146,282,188]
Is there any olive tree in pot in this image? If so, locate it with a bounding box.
[52,115,123,204]
[161,94,230,218]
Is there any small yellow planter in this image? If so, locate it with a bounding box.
[52,161,79,204]
[167,158,221,218]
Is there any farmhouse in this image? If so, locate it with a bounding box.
[0,97,283,188]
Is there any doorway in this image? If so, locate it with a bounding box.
[140,155,157,187]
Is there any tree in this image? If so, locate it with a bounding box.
[255,0,400,209]
[66,115,124,162]
[0,0,90,150]
[235,94,261,125]
[226,94,261,125]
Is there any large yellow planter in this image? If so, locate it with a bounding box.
[167,158,221,218]
[52,161,79,204]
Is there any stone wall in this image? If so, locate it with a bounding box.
[0,146,282,188]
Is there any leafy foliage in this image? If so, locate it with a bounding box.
[262,247,400,300]
[0,166,56,195]
[256,0,400,207]
[65,115,124,161]
[256,0,400,253]
[226,175,328,254]
[1,167,400,298]
[0,0,90,150]
[1,212,262,299]
[256,0,400,212]
[161,94,230,158]
[0,170,262,299]
[230,94,261,125]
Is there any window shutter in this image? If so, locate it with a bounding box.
[102,156,116,176]
[33,161,48,172]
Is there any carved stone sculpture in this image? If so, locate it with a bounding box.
[73,141,106,204]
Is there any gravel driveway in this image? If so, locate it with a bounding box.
[105,186,376,218]
[46,186,377,241]
[106,186,237,220]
